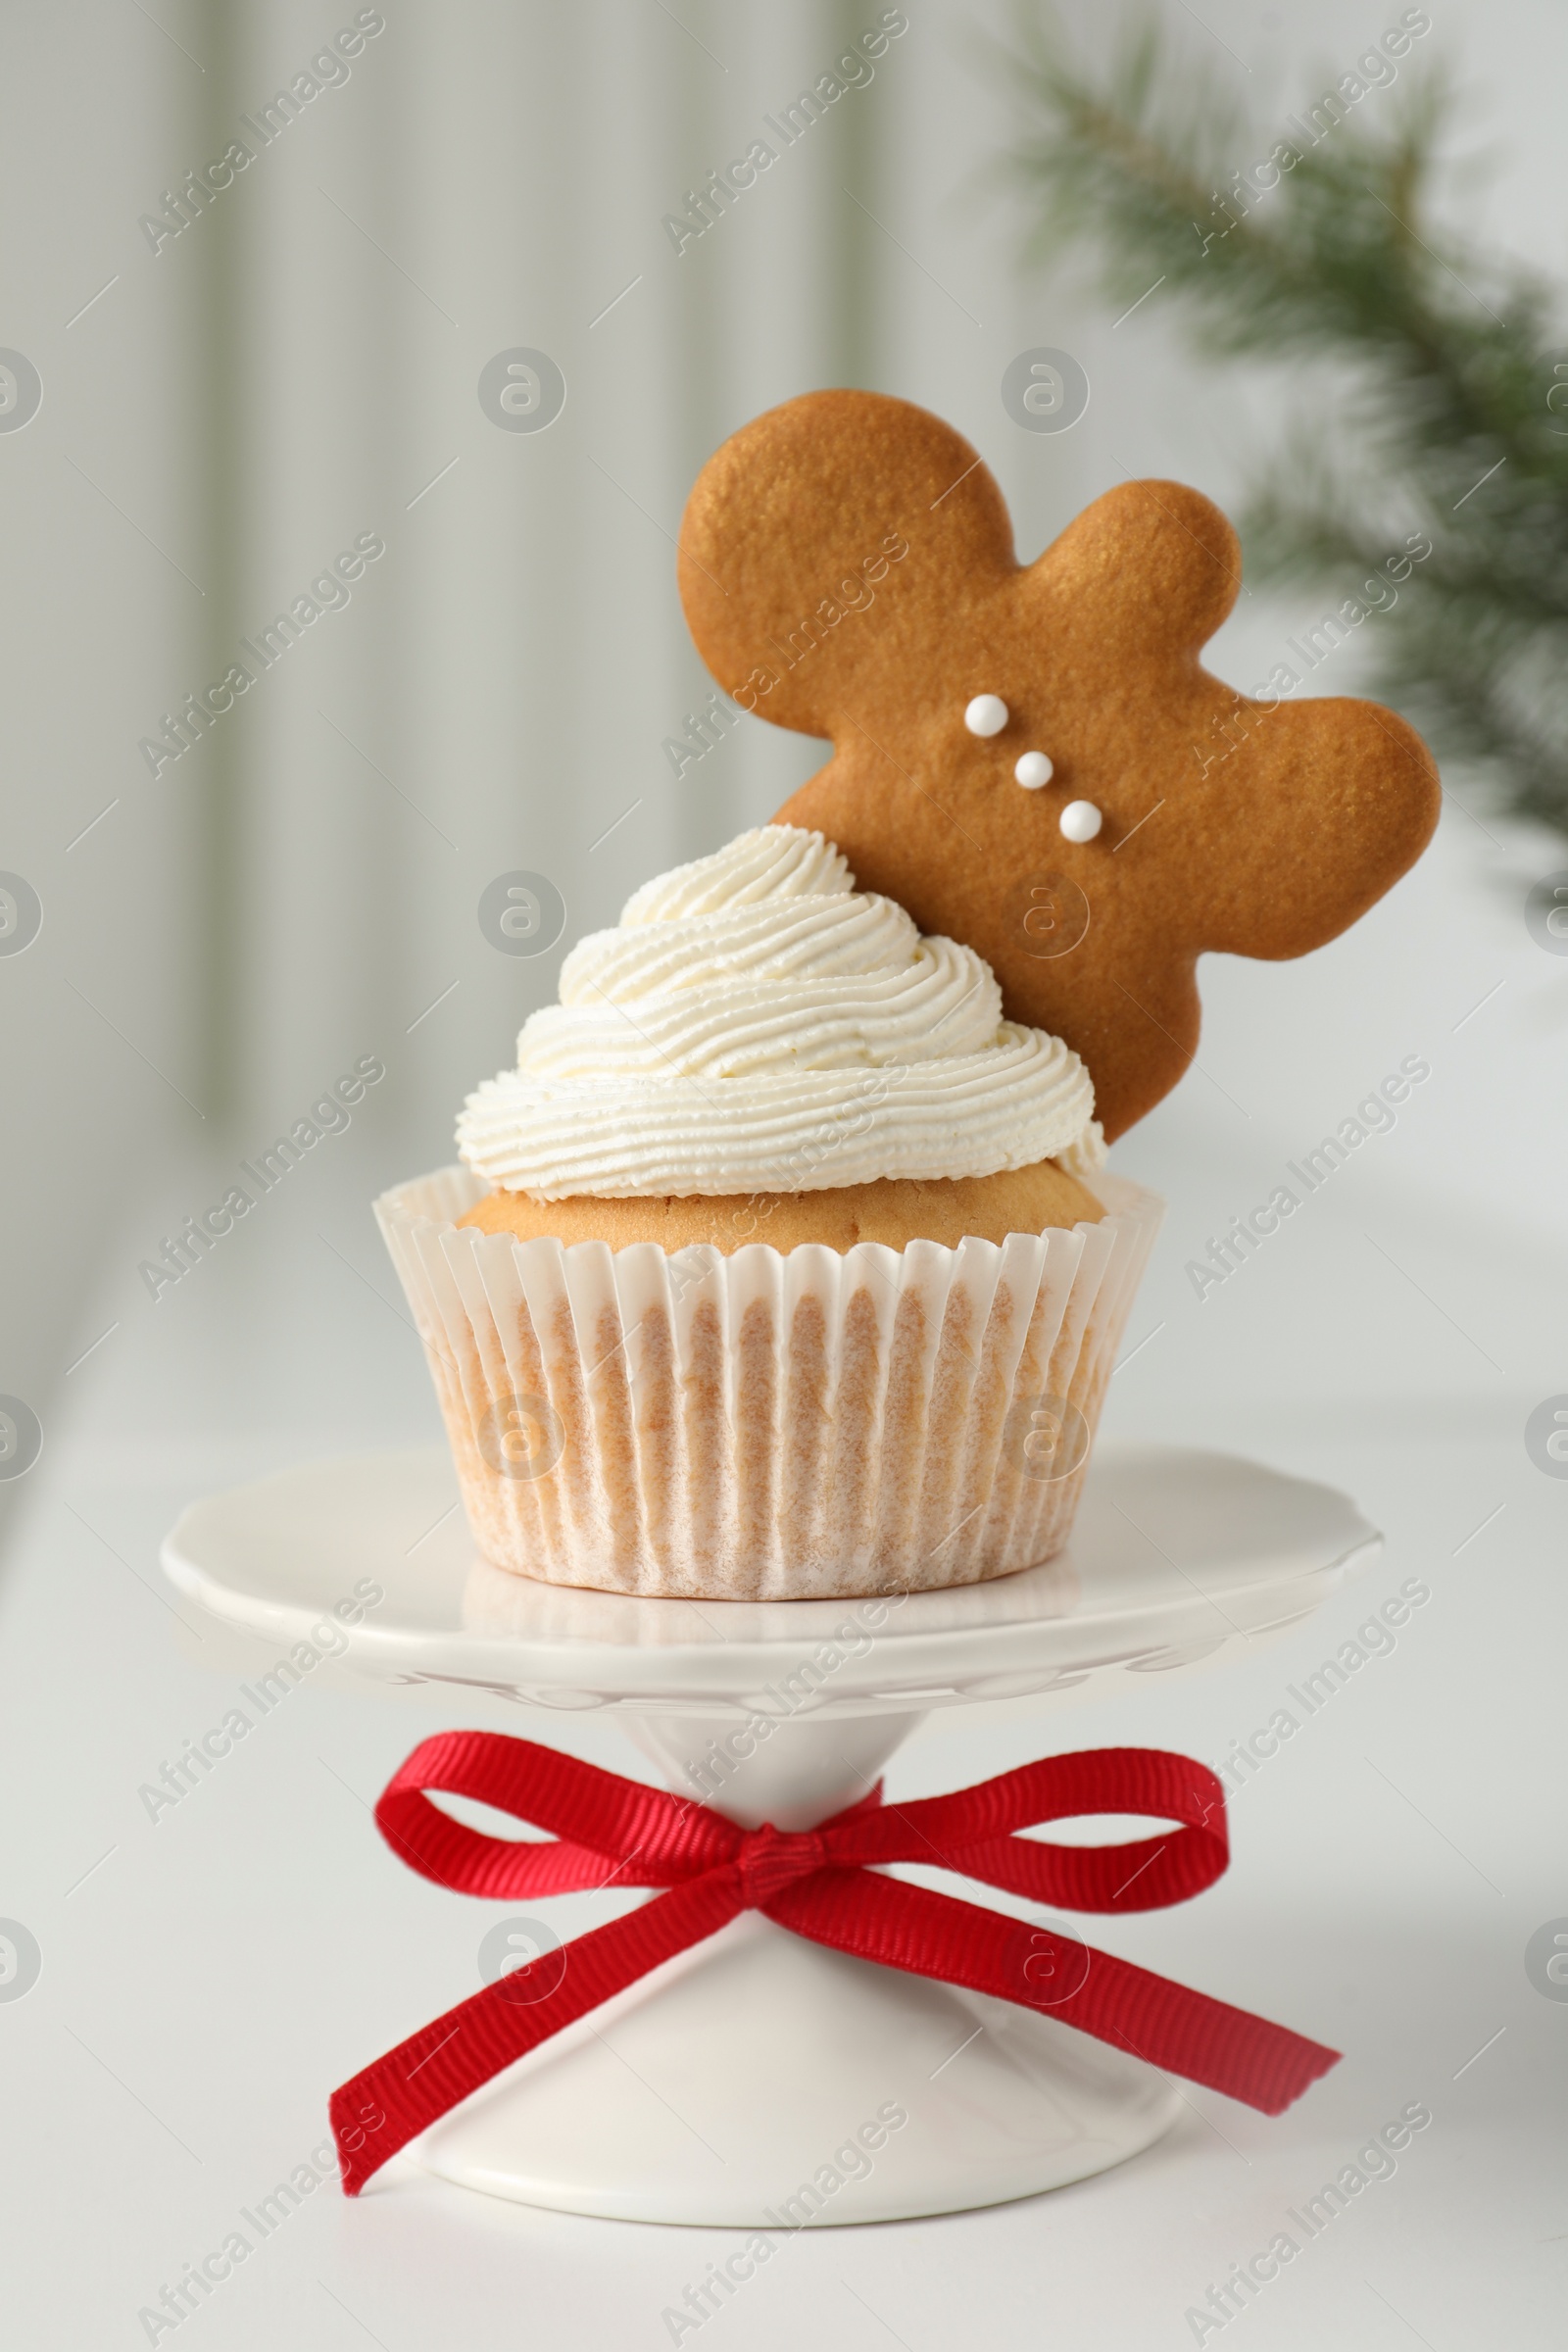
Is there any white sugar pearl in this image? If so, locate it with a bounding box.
[1014,751,1054,789]
[963,694,1008,737]
[1058,799,1102,843]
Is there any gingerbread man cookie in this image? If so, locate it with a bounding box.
[676,391,1440,1140]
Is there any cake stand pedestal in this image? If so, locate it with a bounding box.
[163,1443,1376,2227]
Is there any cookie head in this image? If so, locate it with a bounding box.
[677,390,1440,1140]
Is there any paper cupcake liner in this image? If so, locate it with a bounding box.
[376,1167,1162,1601]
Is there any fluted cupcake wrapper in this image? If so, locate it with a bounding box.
[376,1167,1162,1600]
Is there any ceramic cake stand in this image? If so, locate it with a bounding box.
[162,1443,1376,2227]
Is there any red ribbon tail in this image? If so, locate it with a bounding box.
[330,1875,741,2194]
[767,1871,1339,2118]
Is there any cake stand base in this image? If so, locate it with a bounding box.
[412,1700,1179,2222]
[412,1912,1180,2226]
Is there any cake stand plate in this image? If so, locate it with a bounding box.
[163,1444,1377,2226]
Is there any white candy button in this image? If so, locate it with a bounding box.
[1014,752,1054,789]
[964,694,1008,737]
[1058,799,1102,843]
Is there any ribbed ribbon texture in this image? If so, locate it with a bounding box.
[330,1731,1338,2193]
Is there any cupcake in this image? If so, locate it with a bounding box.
[378,383,1441,1598]
[378,826,1161,1598]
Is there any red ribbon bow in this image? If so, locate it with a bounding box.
[330,1732,1338,2193]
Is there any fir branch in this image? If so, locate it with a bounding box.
[1000,8,1568,837]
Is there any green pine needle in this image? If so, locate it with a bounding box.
[1000,8,1568,837]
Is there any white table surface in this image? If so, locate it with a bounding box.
[2,1136,1564,2351]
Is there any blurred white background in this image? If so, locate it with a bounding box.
[4,0,1564,1507]
[1,4,1564,2346]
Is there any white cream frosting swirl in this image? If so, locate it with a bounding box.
[457,826,1101,1199]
